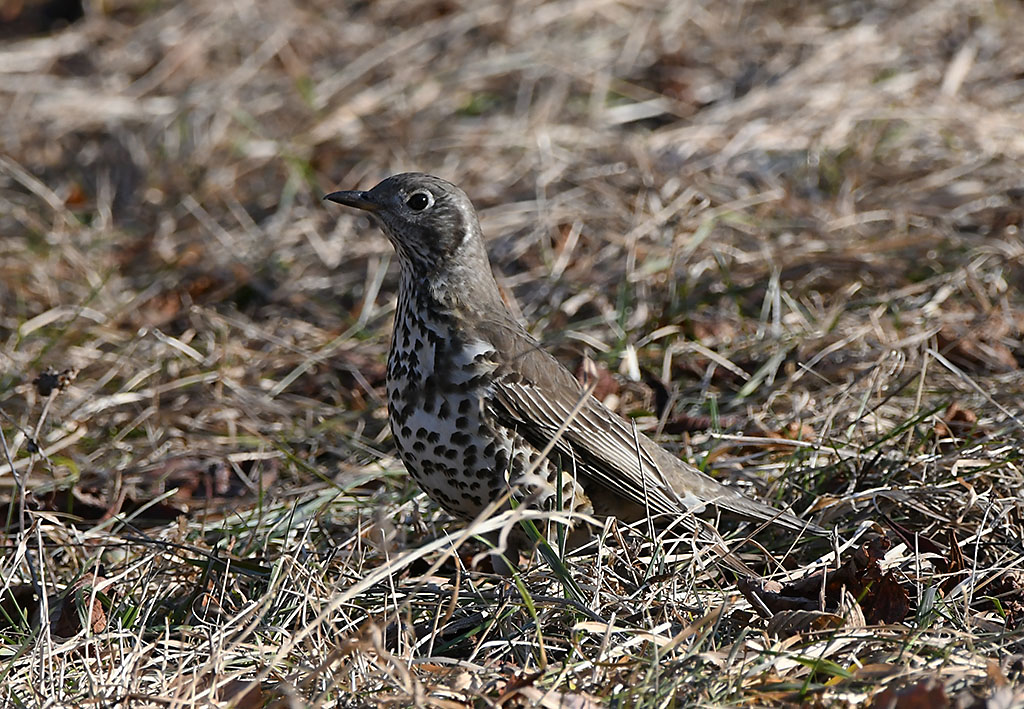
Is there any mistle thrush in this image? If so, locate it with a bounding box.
[325,173,819,554]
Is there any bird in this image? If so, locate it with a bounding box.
[325,173,819,567]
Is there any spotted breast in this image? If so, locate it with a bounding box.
[386,272,591,521]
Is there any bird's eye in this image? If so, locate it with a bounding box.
[405,191,432,211]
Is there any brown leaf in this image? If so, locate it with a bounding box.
[737,576,819,617]
[864,568,911,625]
[64,181,88,207]
[575,358,619,402]
[740,537,910,624]
[138,455,279,505]
[215,680,269,709]
[937,320,1018,374]
[839,538,910,625]
[765,609,844,637]
[879,512,944,557]
[871,677,949,709]
[940,529,968,595]
[50,574,108,637]
[743,421,817,450]
[131,263,254,328]
[934,402,984,443]
[854,663,903,680]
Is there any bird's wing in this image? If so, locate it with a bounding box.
[476,316,817,533]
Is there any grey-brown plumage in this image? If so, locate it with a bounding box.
[325,173,818,547]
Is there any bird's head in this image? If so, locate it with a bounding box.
[325,173,487,280]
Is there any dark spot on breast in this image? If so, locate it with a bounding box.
[495,449,509,472]
[412,440,425,452]
[457,399,471,415]
[438,400,451,419]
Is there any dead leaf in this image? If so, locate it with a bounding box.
[940,529,968,595]
[740,537,910,625]
[854,663,903,680]
[934,402,984,443]
[215,680,269,709]
[575,358,619,403]
[765,609,844,637]
[871,677,948,709]
[139,455,279,507]
[50,574,108,637]
[937,320,1017,374]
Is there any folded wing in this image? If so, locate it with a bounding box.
[476,315,818,534]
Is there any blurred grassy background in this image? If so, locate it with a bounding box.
[1,0,1022,705]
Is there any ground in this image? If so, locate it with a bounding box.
[1,0,1023,706]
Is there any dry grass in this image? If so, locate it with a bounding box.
[2,0,1023,705]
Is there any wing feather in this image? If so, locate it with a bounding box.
[476,315,819,534]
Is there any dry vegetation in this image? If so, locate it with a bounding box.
[2,0,1023,706]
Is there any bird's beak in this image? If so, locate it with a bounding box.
[323,190,379,213]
